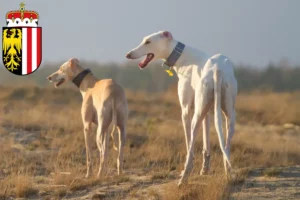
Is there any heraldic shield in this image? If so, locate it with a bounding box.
[2,27,42,75]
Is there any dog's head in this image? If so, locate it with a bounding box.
[126,31,173,68]
[47,58,81,88]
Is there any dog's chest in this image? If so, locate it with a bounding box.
[190,65,202,89]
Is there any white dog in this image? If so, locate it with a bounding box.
[126,31,237,185]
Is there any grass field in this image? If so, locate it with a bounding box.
[0,84,299,199]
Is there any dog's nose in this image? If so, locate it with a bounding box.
[47,76,51,81]
[126,53,131,59]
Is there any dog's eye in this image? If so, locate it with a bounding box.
[145,40,150,45]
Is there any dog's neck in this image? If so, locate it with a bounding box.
[163,42,185,67]
[73,69,98,97]
[72,69,91,88]
[163,40,209,78]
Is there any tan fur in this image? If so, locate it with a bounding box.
[47,58,128,178]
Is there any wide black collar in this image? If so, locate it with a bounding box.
[162,42,185,67]
[72,69,91,88]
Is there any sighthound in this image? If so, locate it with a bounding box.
[126,31,237,185]
[47,58,128,178]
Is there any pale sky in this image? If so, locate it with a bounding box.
[1,0,299,67]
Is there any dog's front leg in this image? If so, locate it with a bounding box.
[181,105,192,153]
[84,122,93,178]
[178,80,194,153]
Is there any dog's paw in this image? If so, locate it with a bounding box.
[226,172,232,180]
[178,180,184,188]
[180,170,185,177]
[117,170,124,176]
[85,173,91,178]
[177,178,187,188]
[200,167,209,175]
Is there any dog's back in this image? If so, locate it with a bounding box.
[92,79,127,111]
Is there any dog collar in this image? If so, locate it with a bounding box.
[162,42,185,68]
[72,69,91,88]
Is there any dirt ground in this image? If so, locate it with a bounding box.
[61,166,300,200]
[230,166,300,200]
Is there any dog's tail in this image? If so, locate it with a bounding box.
[110,99,118,151]
[213,66,231,168]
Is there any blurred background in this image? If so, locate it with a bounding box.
[1,0,300,92]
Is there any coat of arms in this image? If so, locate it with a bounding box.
[2,2,42,75]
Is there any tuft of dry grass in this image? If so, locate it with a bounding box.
[15,175,38,198]
[0,175,39,198]
[161,175,229,200]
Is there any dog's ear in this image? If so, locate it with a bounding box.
[68,58,79,65]
[68,58,79,72]
[161,31,173,40]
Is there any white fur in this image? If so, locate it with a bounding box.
[126,31,238,186]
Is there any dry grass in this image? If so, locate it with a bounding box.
[236,90,300,125]
[0,85,300,199]
[160,175,229,200]
[15,175,38,198]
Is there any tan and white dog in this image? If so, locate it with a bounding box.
[47,58,128,178]
[126,31,237,185]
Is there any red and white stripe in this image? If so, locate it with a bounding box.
[21,27,41,75]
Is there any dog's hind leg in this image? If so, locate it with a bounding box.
[96,112,112,178]
[200,114,211,175]
[116,106,127,175]
[222,87,236,176]
[83,122,93,178]
[178,80,213,186]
